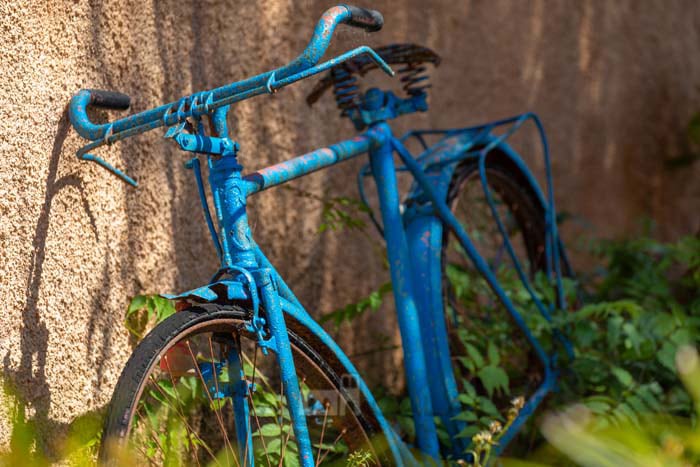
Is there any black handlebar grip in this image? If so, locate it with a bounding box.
[342,4,384,32]
[88,89,131,111]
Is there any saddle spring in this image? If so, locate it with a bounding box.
[398,61,431,97]
[331,66,361,116]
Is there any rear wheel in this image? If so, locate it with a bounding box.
[100,304,387,466]
[441,155,557,440]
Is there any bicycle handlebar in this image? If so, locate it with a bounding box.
[87,89,131,111]
[342,4,384,32]
[70,5,385,141]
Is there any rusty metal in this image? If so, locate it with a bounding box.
[306,43,441,107]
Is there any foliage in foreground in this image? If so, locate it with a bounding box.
[2,230,698,465]
[449,234,700,461]
[501,345,700,467]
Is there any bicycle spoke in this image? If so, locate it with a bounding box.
[134,405,167,459]
[147,372,221,466]
[277,413,294,467]
[160,358,206,467]
[206,336,232,466]
[185,341,240,467]
[316,428,347,466]
[246,345,274,467]
[278,380,285,462]
[315,402,330,467]
[107,310,377,466]
[234,338,254,467]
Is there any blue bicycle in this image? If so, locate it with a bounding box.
[69,5,573,466]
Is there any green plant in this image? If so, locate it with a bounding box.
[124,294,176,339]
[501,345,700,467]
[554,235,700,425]
[0,380,105,466]
[319,282,393,330]
[437,233,700,460]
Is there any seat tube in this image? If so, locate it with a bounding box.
[369,122,440,460]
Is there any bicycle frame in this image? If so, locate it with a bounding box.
[153,109,571,465]
[68,5,573,465]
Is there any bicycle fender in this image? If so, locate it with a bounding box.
[160,280,249,302]
[402,131,549,216]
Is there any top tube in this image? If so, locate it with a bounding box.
[69,5,385,142]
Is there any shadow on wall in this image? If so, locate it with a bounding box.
[3,111,101,446]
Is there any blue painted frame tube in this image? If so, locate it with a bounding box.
[228,346,254,466]
[256,268,314,467]
[242,135,373,195]
[254,242,418,465]
[369,123,440,460]
[405,216,468,457]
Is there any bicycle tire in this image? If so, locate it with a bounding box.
[100,303,389,466]
[441,152,560,417]
[445,155,549,275]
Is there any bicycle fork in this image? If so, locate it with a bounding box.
[173,125,316,466]
[258,269,315,466]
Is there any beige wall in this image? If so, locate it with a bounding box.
[1,0,699,444]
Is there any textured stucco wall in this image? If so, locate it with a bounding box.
[1,0,699,445]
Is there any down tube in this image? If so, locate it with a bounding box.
[254,246,416,466]
[369,123,441,460]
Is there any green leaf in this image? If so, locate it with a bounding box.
[256,423,282,437]
[487,340,500,366]
[477,397,501,418]
[465,343,485,369]
[457,393,475,405]
[151,296,175,322]
[610,366,634,389]
[452,411,478,422]
[462,380,477,399]
[283,450,301,467]
[127,295,148,315]
[477,365,510,398]
[457,357,475,373]
[657,341,677,372]
[585,400,611,415]
[455,425,480,439]
[265,437,282,452]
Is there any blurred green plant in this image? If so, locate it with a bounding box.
[358,232,700,461]
[0,380,104,466]
[124,294,176,340]
[501,345,700,467]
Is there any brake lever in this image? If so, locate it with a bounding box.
[76,131,139,187]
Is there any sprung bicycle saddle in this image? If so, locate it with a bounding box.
[306,43,441,112]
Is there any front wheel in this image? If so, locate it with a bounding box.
[100,304,386,466]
